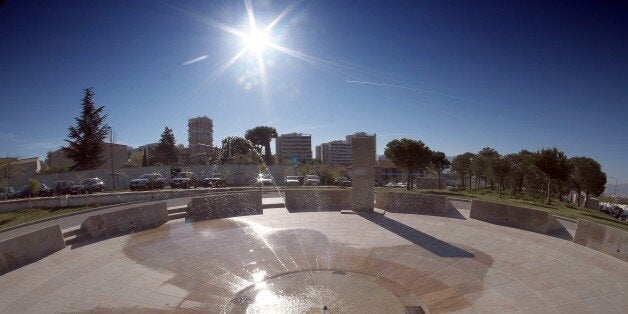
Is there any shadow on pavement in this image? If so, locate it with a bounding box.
[358,213,475,258]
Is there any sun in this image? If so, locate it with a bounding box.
[244,29,270,54]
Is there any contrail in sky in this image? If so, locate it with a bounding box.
[345,80,472,103]
[183,55,208,65]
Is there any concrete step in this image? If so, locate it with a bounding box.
[168,212,187,220]
[64,234,82,245]
[262,203,286,209]
[167,205,187,214]
[62,225,83,238]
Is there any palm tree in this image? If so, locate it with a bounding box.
[535,147,572,204]
[244,126,278,164]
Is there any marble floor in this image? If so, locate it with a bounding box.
[0,206,626,313]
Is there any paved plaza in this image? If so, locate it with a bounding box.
[0,204,626,313]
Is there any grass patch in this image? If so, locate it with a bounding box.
[0,205,95,230]
[377,187,628,232]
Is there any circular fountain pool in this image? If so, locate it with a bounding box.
[224,270,414,313]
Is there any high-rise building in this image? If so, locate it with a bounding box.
[188,116,213,162]
[321,140,352,166]
[319,132,376,166]
[315,145,322,161]
[346,132,376,146]
[275,133,312,163]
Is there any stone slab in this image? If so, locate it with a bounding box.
[376,191,449,215]
[351,136,375,212]
[284,189,352,212]
[81,202,169,239]
[187,191,262,220]
[573,219,627,262]
[0,225,65,275]
[469,200,563,235]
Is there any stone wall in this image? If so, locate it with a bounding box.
[81,202,169,239]
[0,225,65,275]
[284,189,352,212]
[469,200,564,235]
[187,191,262,220]
[573,219,627,262]
[375,191,449,214]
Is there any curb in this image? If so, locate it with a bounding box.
[448,197,472,203]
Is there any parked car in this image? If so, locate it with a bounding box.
[335,177,352,187]
[39,184,56,197]
[170,172,197,189]
[0,187,15,199]
[70,178,105,194]
[383,182,396,188]
[304,174,320,186]
[53,181,75,195]
[130,173,165,191]
[284,176,300,186]
[395,182,408,188]
[11,184,49,199]
[256,173,274,186]
[203,173,227,188]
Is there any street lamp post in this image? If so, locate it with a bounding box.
[610,176,618,203]
[107,126,116,191]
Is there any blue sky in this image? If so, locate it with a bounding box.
[0,0,627,183]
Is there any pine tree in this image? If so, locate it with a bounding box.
[62,88,109,171]
[154,127,178,165]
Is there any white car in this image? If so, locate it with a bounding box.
[395,182,407,188]
[384,182,395,188]
[256,174,274,186]
[304,175,320,186]
[285,176,300,186]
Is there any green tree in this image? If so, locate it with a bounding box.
[471,154,485,189]
[451,152,473,188]
[569,157,607,206]
[0,158,22,187]
[431,151,450,189]
[62,88,109,171]
[127,151,144,167]
[27,178,41,197]
[535,147,572,204]
[221,136,253,163]
[244,126,278,165]
[493,156,512,197]
[478,147,500,189]
[384,139,432,190]
[153,127,178,165]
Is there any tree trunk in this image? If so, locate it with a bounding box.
[576,187,582,207]
[437,171,442,189]
[546,178,551,205]
[263,142,272,165]
[469,174,472,190]
[460,174,465,188]
[406,170,412,191]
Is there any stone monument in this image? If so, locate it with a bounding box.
[351,135,375,212]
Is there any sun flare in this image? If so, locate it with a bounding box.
[244,29,270,53]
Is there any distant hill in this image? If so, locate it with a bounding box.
[606,183,628,197]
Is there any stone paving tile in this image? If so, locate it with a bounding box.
[1,207,627,313]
